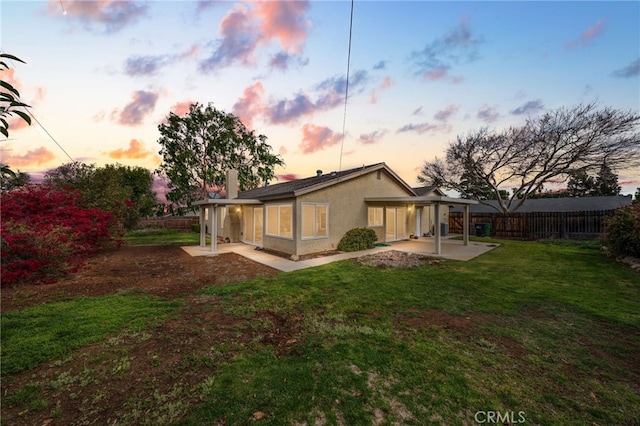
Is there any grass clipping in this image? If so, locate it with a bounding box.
[355,250,440,268]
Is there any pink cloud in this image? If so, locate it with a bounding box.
[278,173,300,181]
[178,45,201,60]
[358,130,387,145]
[108,139,151,159]
[232,82,266,127]
[200,1,310,71]
[299,124,342,154]
[2,146,55,167]
[565,18,606,49]
[255,0,310,54]
[47,0,147,33]
[370,76,394,104]
[170,101,194,117]
[279,145,288,155]
[477,104,500,123]
[422,66,448,81]
[112,90,159,126]
[434,104,459,122]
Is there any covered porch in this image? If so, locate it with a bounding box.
[364,195,478,255]
[192,198,262,253]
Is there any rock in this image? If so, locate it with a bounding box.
[253,411,265,420]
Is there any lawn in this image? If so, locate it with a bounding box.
[1,234,639,425]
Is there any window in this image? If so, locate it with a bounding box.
[368,207,383,227]
[302,203,328,239]
[266,204,293,239]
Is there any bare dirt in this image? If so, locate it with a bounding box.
[2,245,637,425]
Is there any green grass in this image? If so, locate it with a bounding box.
[2,238,639,425]
[182,239,640,424]
[124,228,207,245]
[0,294,177,375]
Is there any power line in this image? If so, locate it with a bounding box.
[28,112,74,162]
[338,0,354,172]
[1,48,74,162]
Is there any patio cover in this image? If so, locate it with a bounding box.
[365,195,478,255]
[193,198,261,253]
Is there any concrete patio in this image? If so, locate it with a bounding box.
[182,235,499,272]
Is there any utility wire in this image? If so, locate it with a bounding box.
[338,0,354,172]
[28,112,74,162]
[1,48,74,162]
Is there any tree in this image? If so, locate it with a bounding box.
[1,53,32,138]
[418,103,640,212]
[593,162,621,196]
[567,169,595,197]
[0,168,30,191]
[44,162,157,229]
[156,102,284,214]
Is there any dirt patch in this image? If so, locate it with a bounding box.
[355,250,441,268]
[1,244,279,311]
[398,309,529,360]
[1,244,285,426]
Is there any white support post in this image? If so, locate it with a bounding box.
[434,202,441,255]
[463,204,470,246]
[199,206,206,247]
[209,206,217,253]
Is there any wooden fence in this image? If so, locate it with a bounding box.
[449,210,617,240]
[137,216,199,231]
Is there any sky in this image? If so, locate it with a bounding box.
[1,0,639,199]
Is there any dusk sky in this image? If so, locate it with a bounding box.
[2,0,639,197]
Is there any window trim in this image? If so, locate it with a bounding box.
[301,202,329,240]
[265,203,294,240]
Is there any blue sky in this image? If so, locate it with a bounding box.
[1,0,639,197]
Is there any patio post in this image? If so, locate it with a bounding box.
[463,204,470,246]
[209,206,217,253]
[199,205,206,247]
[434,202,441,255]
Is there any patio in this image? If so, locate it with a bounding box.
[182,235,499,272]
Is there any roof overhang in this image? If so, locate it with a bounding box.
[193,198,262,206]
[365,195,479,206]
[292,163,417,198]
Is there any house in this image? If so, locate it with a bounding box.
[450,195,633,214]
[194,163,477,258]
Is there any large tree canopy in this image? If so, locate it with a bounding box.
[156,102,284,213]
[418,103,640,212]
[44,162,157,229]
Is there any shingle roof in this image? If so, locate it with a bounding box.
[412,185,445,196]
[237,162,412,201]
[451,195,634,213]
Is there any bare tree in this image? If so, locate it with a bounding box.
[418,103,640,212]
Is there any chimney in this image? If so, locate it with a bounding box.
[316,169,323,177]
[226,169,238,199]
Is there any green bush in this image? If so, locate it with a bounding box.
[604,203,640,258]
[337,227,378,252]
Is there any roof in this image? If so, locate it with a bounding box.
[236,162,416,201]
[412,185,446,196]
[451,195,634,213]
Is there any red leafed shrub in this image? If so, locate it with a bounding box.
[1,185,121,286]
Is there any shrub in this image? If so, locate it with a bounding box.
[0,185,120,286]
[337,227,378,252]
[603,203,640,258]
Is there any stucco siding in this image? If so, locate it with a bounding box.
[261,199,297,255]
[295,169,413,255]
